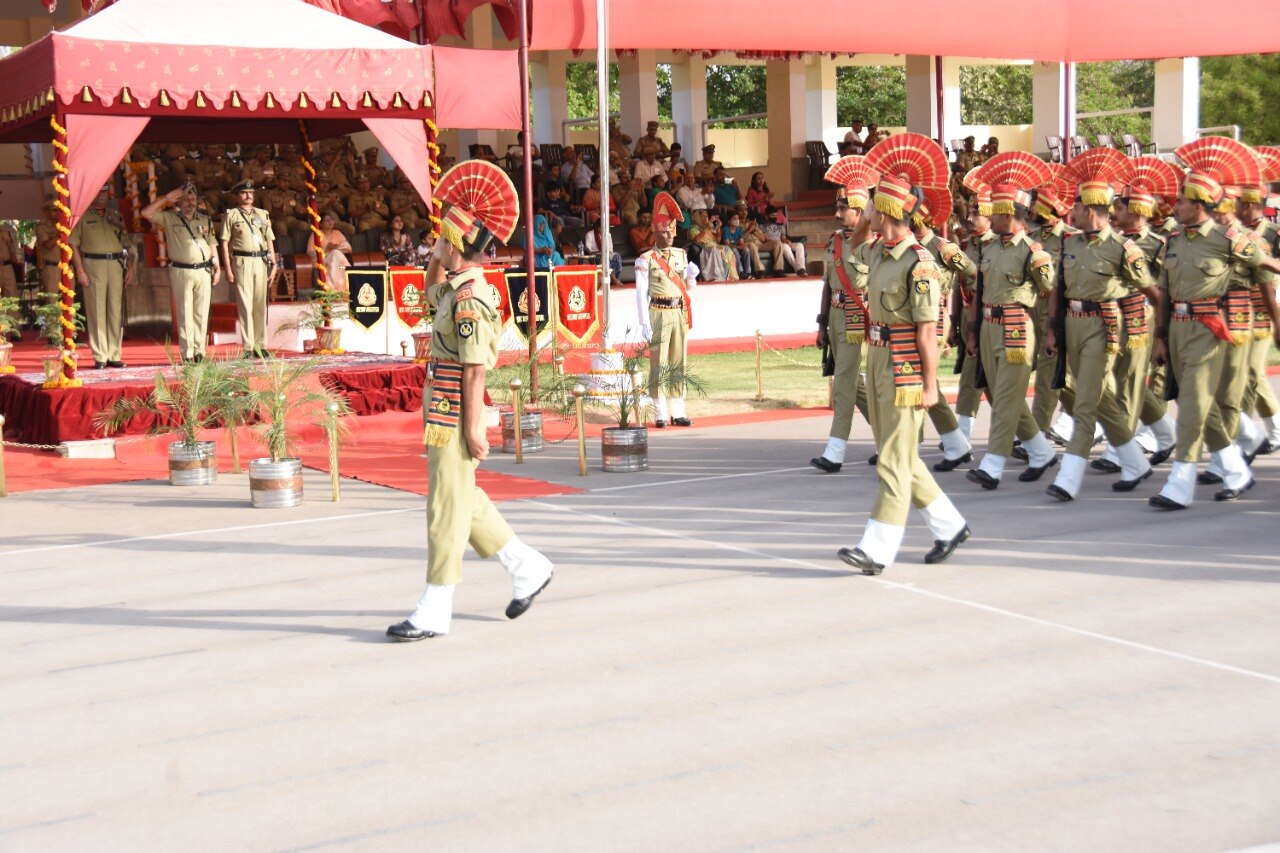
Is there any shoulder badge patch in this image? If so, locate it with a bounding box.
[455,285,474,302]
[457,318,475,339]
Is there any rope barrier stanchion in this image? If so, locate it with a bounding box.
[755,329,765,402]
[325,400,342,502]
[572,383,587,477]
[48,113,82,389]
[509,377,524,464]
[0,415,8,497]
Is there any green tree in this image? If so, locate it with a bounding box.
[706,64,767,127]
[656,63,673,121]
[960,65,1032,125]
[836,66,905,127]
[1201,54,1280,145]
[1075,60,1154,142]
[565,62,619,120]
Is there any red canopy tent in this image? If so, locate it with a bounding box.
[0,0,522,384]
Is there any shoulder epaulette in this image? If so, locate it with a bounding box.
[911,244,933,263]
[455,284,473,302]
[1029,241,1043,252]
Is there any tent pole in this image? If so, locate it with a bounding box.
[49,110,79,387]
[934,55,945,150]
[518,0,538,401]
[596,0,610,346]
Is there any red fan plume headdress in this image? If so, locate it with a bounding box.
[1243,146,1280,204]
[915,187,953,231]
[824,155,880,209]
[650,191,682,230]
[1175,137,1261,206]
[1062,148,1135,207]
[436,159,520,253]
[865,133,949,220]
[975,152,1053,215]
[1123,156,1181,216]
[1034,163,1075,219]
[962,168,992,215]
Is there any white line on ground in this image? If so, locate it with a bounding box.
[583,466,812,493]
[529,500,1280,687]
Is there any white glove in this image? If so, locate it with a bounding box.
[640,324,652,341]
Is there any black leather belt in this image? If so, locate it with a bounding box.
[83,252,124,261]
[650,296,684,308]
[982,305,1005,320]
[233,250,269,259]
[171,261,214,270]
[1066,298,1112,314]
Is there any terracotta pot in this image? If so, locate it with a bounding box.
[316,326,342,352]
[411,330,433,361]
[0,341,13,373]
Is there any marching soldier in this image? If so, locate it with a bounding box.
[1043,149,1157,500]
[34,200,63,305]
[811,155,878,472]
[69,184,134,369]
[219,179,277,359]
[910,189,975,471]
[142,186,220,363]
[837,134,969,575]
[1236,156,1280,453]
[348,176,390,233]
[947,171,997,444]
[636,192,700,427]
[387,160,554,641]
[1150,138,1280,509]
[1028,170,1079,434]
[961,153,1059,489]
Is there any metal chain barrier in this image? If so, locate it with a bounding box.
[760,338,822,369]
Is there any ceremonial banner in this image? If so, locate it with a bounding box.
[346,269,387,331]
[482,266,514,327]
[553,265,601,347]
[389,266,430,329]
[504,269,552,346]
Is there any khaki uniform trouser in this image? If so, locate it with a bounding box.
[1139,364,1168,424]
[426,415,514,586]
[827,305,870,440]
[232,256,269,351]
[648,306,688,402]
[1030,294,1059,432]
[1202,332,1252,453]
[978,316,1040,457]
[0,264,16,299]
[83,257,124,363]
[171,266,212,359]
[358,214,388,233]
[41,264,62,304]
[1112,336,1151,434]
[1064,314,1134,458]
[1168,320,1227,462]
[926,366,959,436]
[1240,335,1278,420]
[866,344,942,526]
[955,303,991,417]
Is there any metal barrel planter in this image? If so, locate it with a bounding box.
[248,458,304,508]
[601,426,648,472]
[168,440,218,486]
[501,411,544,454]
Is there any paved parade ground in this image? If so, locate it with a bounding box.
[2,410,1279,851]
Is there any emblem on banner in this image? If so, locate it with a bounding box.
[568,285,586,312]
[358,281,378,307]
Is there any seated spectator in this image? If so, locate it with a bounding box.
[692,144,723,182]
[760,205,808,275]
[954,136,981,173]
[380,214,415,266]
[688,209,739,281]
[415,229,434,266]
[840,120,866,155]
[633,120,670,160]
[865,123,882,147]
[632,149,665,186]
[629,210,656,255]
[700,178,717,212]
[744,171,773,221]
[667,142,689,175]
[505,130,543,172]
[524,213,565,270]
[608,151,628,186]
[559,145,594,202]
[981,136,1001,160]
[608,119,633,166]
[311,212,352,291]
[581,174,604,227]
[645,172,670,208]
[620,177,647,226]
[542,183,582,227]
[721,209,763,279]
[711,168,739,218]
[675,171,707,233]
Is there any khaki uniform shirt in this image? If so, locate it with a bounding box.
[692,159,724,182]
[195,158,237,191]
[348,189,388,219]
[69,207,128,254]
[219,206,273,252]
[981,231,1054,307]
[265,187,304,221]
[430,266,501,369]
[633,135,669,159]
[1247,219,1279,256]
[357,162,390,188]
[641,247,691,299]
[152,209,216,265]
[35,219,60,266]
[275,162,308,193]
[241,159,281,187]
[1161,219,1272,301]
[867,237,942,326]
[917,230,962,293]
[1062,226,1153,301]
[314,191,346,219]
[1126,225,1168,278]
[390,189,425,217]
[824,229,875,300]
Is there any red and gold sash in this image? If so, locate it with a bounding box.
[1118,293,1149,351]
[870,323,924,407]
[423,360,463,448]
[833,233,869,344]
[1224,290,1253,346]
[999,304,1031,365]
[651,251,693,329]
[1252,289,1273,340]
[1172,298,1234,343]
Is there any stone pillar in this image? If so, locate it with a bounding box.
[1153,58,1200,151]
[804,56,839,155]
[672,55,708,155]
[531,51,569,147]
[1032,61,1071,158]
[618,50,660,142]
[903,56,960,147]
[765,59,807,198]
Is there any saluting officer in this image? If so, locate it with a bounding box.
[387,160,554,642]
[143,186,221,363]
[69,184,133,369]
[219,179,276,359]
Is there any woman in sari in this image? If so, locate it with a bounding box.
[527,213,565,271]
[687,209,738,281]
[312,212,352,290]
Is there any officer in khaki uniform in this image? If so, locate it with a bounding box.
[961,153,1059,489]
[195,145,239,213]
[240,146,280,189]
[387,160,553,643]
[356,147,390,188]
[1150,137,1280,510]
[69,184,133,368]
[219,179,276,358]
[0,220,20,299]
[810,155,878,472]
[388,176,426,232]
[1028,179,1078,433]
[945,171,997,443]
[348,176,389,233]
[264,174,306,238]
[34,200,63,305]
[636,192,700,427]
[143,187,220,362]
[1044,150,1158,501]
[836,145,969,576]
[632,120,670,161]
[691,145,724,183]
[1237,177,1280,452]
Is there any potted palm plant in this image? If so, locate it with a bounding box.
[32,295,86,387]
[283,288,350,355]
[246,357,352,507]
[0,295,20,374]
[487,344,578,455]
[94,353,255,485]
